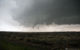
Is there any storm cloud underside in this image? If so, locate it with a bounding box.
[0,0,80,32]
[15,0,80,26]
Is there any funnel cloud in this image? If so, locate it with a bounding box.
[15,0,80,26]
[0,0,80,32]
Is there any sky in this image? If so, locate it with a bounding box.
[0,0,80,32]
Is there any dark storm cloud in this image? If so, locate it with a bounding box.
[15,0,80,26]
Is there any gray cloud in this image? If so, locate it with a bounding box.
[0,0,80,32]
[0,0,23,31]
[14,0,80,27]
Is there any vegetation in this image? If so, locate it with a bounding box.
[0,32,80,50]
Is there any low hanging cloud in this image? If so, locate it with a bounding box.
[27,24,80,32]
[7,24,80,32]
[15,0,80,26]
[0,0,80,32]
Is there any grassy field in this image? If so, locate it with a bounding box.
[0,32,80,50]
[0,40,49,50]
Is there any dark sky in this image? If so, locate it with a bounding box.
[15,0,80,27]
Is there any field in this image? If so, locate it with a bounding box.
[0,32,80,50]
